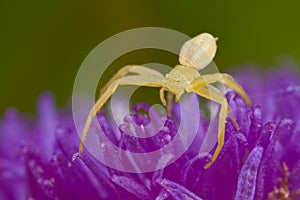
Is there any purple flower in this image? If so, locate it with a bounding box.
[1,66,300,200]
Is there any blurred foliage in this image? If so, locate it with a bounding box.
[1,0,300,114]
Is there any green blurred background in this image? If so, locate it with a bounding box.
[1,1,300,114]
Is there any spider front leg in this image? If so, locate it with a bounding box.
[79,75,166,153]
[190,84,237,168]
[200,73,252,106]
[101,65,165,97]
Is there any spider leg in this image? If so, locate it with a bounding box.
[189,84,235,168]
[167,92,174,116]
[159,88,174,116]
[101,65,165,97]
[159,87,167,106]
[200,73,252,106]
[190,76,239,130]
[79,75,166,153]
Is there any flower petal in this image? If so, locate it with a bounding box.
[111,175,152,200]
[234,146,264,200]
[156,178,203,200]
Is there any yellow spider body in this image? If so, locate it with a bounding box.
[78,33,252,168]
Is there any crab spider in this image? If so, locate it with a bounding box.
[78,33,252,168]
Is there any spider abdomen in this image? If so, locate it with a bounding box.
[179,33,217,71]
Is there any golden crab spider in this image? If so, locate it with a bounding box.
[78,33,252,169]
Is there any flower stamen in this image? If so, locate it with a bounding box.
[268,162,300,200]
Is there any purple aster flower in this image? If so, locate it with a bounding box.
[1,65,300,200]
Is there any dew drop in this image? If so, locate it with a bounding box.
[162,134,172,143]
[236,132,248,146]
[72,152,80,162]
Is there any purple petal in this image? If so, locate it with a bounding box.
[234,146,264,200]
[156,178,203,200]
[111,175,151,200]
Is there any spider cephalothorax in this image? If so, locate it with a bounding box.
[78,33,252,168]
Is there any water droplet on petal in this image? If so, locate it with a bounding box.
[72,152,80,162]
